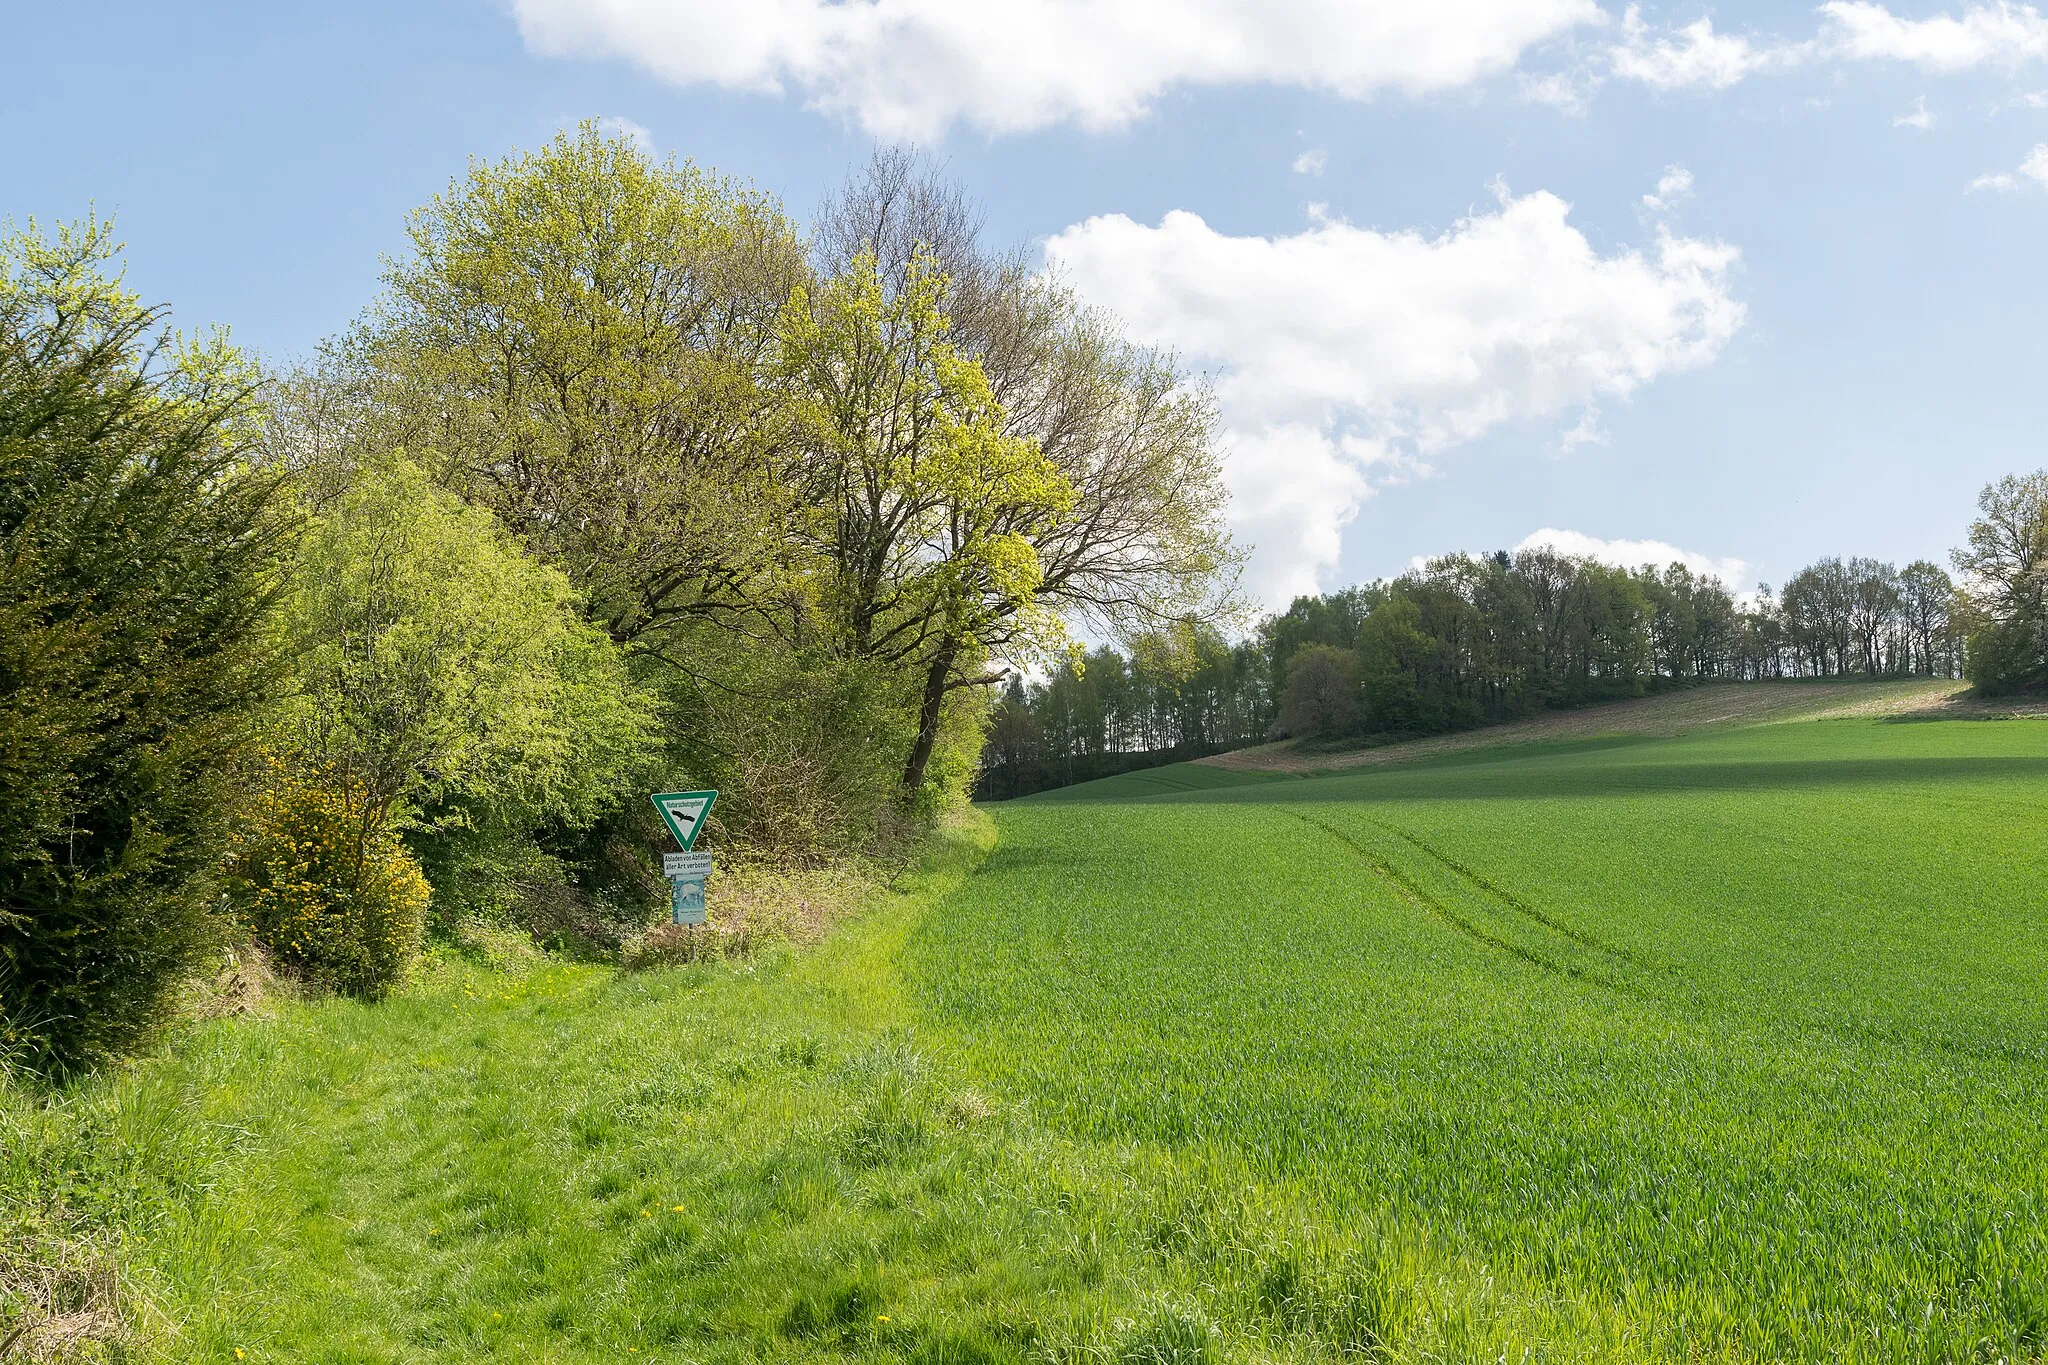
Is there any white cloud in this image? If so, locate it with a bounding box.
[1610,4,1793,89]
[1820,0,2048,71]
[1291,147,1328,176]
[595,115,655,150]
[1520,68,1597,113]
[1044,184,1745,604]
[1894,94,1936,126]
[1642,164,1695,209]
[510,0,1601,138]
[1594,3,2048,98]
[1515,527,1750,587]
[1969,141,2048,188]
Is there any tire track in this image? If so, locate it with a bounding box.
[1279,808,1648,1000]
[1357,817,1650,970]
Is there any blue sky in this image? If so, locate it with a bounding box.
[6,1,2045,607]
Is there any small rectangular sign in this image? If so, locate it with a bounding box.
[663,852,713,878]
[670,876,707,926]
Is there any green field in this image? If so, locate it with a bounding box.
[11,709,2048,1362]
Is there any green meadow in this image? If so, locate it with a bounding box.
[10,707,2048,1362]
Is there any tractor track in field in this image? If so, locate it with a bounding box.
[1278,808,1652,1001]
[1358,818,1655,971]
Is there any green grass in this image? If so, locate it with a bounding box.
[913,717,2048,1360]
[10,713,2048,1362]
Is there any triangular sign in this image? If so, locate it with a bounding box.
[650,790,718,851]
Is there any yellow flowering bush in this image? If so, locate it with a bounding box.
[222,757,429,998]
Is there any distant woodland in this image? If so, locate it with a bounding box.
[980,546,1991,799]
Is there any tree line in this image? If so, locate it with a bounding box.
[1,130,1235,1075]
[979,627,1272,798]
[981,537,2015,797]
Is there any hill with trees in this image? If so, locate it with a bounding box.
[981,546,1975,798]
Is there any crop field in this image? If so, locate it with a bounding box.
[911,715,2048,1359]
[10,709,2048,1363]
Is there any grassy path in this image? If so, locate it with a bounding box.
[10,815,1224,1363]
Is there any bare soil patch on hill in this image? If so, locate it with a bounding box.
[1199,678,1980,775]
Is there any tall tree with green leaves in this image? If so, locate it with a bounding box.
[809,158,1241,803]
[362,122,807,646]
[1954,471,2048,691]
[777,248,1077,802]
[0,220,290,1074]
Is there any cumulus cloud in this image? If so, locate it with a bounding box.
[1610,5,1792,89]
[509,0,1601,138]
[1894,94,1936,126]
[1820,0,2048,70]
[1515,528,1750,586]
[1291,147,1329,176]
[1971,141,2048,187]
[1043,185,1745,604]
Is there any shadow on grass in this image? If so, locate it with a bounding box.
[1036,754,2048,805]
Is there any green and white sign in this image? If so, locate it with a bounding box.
[653,790,718,925]
[650,790,718,850]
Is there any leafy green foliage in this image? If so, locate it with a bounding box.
[275,455,657,928]
[978,632,1273,801]
[222,757,429,997]
[0,220,288,1075]
[1278,643,1360,739]
[778,246,1080,801]
[370,121,805,646]
[1956,470,2048,693]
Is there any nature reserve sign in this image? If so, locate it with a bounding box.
[651,790,717,850]
[651,791,718,924]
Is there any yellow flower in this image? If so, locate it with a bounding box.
[670,1204,685,1212]
[876,1314,891,1323]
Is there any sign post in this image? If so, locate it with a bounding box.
[651,791,718,925]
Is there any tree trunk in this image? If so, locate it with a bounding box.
[899,638,960,806]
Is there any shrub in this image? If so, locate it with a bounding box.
[0,220,288,1075]
[223,759,428,998]
[273,455,658,940]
